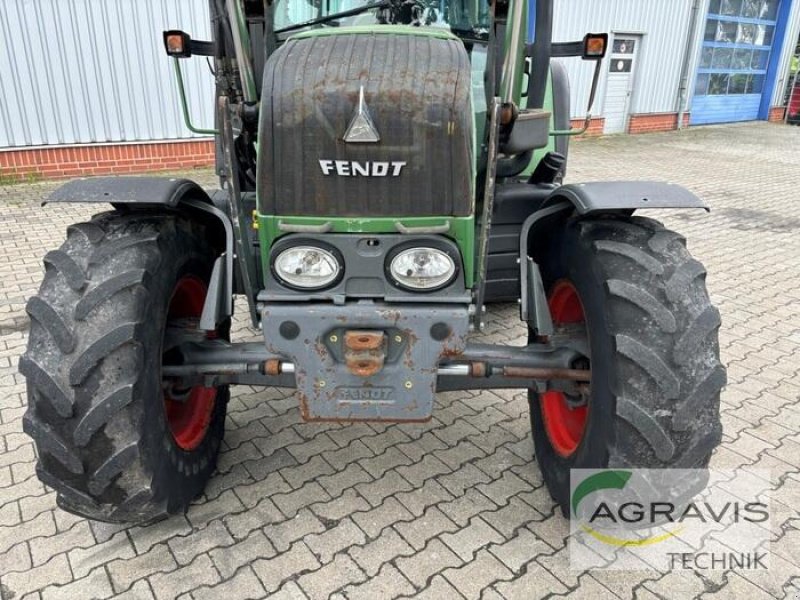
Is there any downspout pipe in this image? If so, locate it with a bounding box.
[785,68,799,124]
[677,0,702,129]
[527,0,553,110]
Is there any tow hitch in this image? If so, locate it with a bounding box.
[343,330,387,377]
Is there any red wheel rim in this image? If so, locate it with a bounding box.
[163,276,216,451]
[541,280,589,458]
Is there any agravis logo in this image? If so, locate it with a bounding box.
[571,470,683,547]
[569,469,772,570]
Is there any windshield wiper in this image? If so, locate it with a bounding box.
[275,1,391,35]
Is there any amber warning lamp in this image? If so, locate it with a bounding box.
[164,30,192,58]
[583,33,609,60]
[163,30,214,58]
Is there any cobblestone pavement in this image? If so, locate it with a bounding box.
[1,122,799,600]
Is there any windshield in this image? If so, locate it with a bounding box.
[273,0,490,40]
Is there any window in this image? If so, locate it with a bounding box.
[747,74,765,93]
[712,47,734,68]
[695,0,778,97]
[701,47,714,67]
[709,73,731,94]
[742,0,762,17]
[729,73,749,93]
[733,48,753,69]
[695,73,710,95]
[609,59,633,73]
[613,39,636,54]
[751,49,770,69]
[720,0,743,16]
[708,0,778,18]
[273,0,491,40]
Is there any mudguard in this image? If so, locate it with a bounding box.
[45,176,215,208]
[44,176,234,330]
[520,180,708,327]
[543,181,709,215]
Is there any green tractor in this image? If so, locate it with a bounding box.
[21,0,725,523]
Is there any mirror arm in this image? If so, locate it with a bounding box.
[550,58,603,137]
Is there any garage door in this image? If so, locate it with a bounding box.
[691,0,780,125]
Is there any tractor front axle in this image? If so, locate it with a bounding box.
[161,337,591,419]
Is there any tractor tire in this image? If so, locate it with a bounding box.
[20,211,228,524]
[529,215,725,516]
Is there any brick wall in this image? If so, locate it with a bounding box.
[768,106,786,122]
[0,140,215,182]
[628,112,690,134]
[569,117,605,136]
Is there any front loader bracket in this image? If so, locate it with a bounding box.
[220,96,260,328]
[474,98,503,330]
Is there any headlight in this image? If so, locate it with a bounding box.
[272,244,342,290]
[388,247,457,291]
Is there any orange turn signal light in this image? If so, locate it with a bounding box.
[163,30,192,58]
[583,33,609,60]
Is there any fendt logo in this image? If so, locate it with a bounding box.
[319,160,406,178]
[336,387,394,402]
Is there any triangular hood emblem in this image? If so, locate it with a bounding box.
[344,86,380,143]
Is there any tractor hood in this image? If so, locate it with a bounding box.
[257,28,474,218]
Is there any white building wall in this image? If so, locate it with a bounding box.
[2,0,796,150]
[0,0,214,148]
[552,0,697,119]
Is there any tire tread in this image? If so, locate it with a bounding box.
[531,215,724,513]
[88,442,139,495]
[19,355,74,418]
[75,270,148,321]
[74,384,135,447]
[26,297,76,353]
[23,413,84,474]
[590,219,724,469]
[43,250,86,291]
[69,323,139,386]
[20,211,226,524]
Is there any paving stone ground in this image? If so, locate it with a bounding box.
[1,122,799,600]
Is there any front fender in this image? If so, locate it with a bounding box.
[44,176,216,208]
[542,181,709,215]
[44,176,235,330]
[519,180,708,326]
